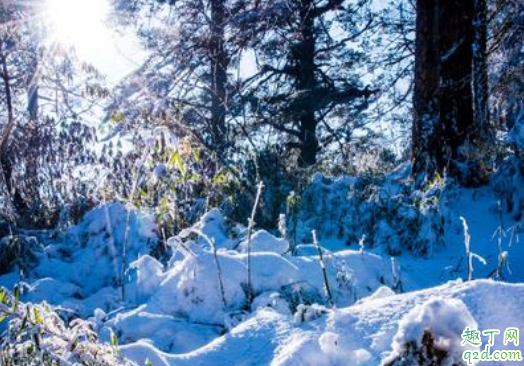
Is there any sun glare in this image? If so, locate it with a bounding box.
[46,0,110,54]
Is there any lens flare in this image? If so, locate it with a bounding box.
[46,0,110,54]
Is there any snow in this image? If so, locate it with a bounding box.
[126,248,392,326]
[363,285,396,302]
[119,281,524,366]
[384,297,479,365]
[189,208,236,250]
[104,307,221,353]
[8,202,158,317]
[252,292,292,315]
[238,229,290,254]
[127,255,165,302]
[1,177,524,365]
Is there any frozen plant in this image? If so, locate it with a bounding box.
[191,229,228,310]
[278,214,288,242]
[312,230,334,307]
[246,181,264,304]
[391,257,404,293]
[359,234,366,254]
[0,288,136,366]
[285,190,300,248]
[460,216,486,281]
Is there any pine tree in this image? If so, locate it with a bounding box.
[242,0,374,166]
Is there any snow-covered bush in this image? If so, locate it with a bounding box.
[294,303,329,324]
[493,113,524,221]
[382,298,479,366]
[0,288,135,366]
[238,229,290,255]
[15,202,158,314]
[295,169,446,255]
[80,208,390,330]
[126,255,165,303]
[143,250,302,325]
[491,109,524,222]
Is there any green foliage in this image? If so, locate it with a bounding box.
[110,331,119,347]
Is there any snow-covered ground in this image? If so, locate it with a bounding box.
[121,280,524,366]
[1,173,523,365]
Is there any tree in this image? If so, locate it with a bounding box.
[412,0,485,184]
[112,0,247,153]
[0,1,106,226]
[0,0,41,217]
[242,0,375,166]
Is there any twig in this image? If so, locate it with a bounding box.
[191,229,228,309]
[121,146,150,302]
[312,230,334,307]
[391,257,404,293]
[461,216,473,281]
[460,216,486,281]
[246,181,264,304]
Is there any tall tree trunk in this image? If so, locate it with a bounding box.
[297,0,319,167]
[439,0,475,169]
[413,0,478,183]
[473,0,490,143]
[209,0,229,150]
[412,0,440,176]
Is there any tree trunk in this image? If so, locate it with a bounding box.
[0,55,15,160]
[0,54,25,218]
[0,54,16,197]
[413,0,478,183]
[297,0,319,167]
[473,0,490,143]
[412,0,440,176]
[209,0,229,150]
[439,0,475,169]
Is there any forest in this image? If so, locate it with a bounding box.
[0,0,524,365]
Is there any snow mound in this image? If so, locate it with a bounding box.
[192,208,235,250]
[7,202,158,316]
[104,306,221,353]
[238,229,290,254]
[127,255,165,302]
[137,247,393,326]
[364,285,396,302]
[143,251,301,324]
[384,297,478,365]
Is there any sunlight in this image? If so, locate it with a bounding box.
[45,0,110,54]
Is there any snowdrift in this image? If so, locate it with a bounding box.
[121,280,524,366]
